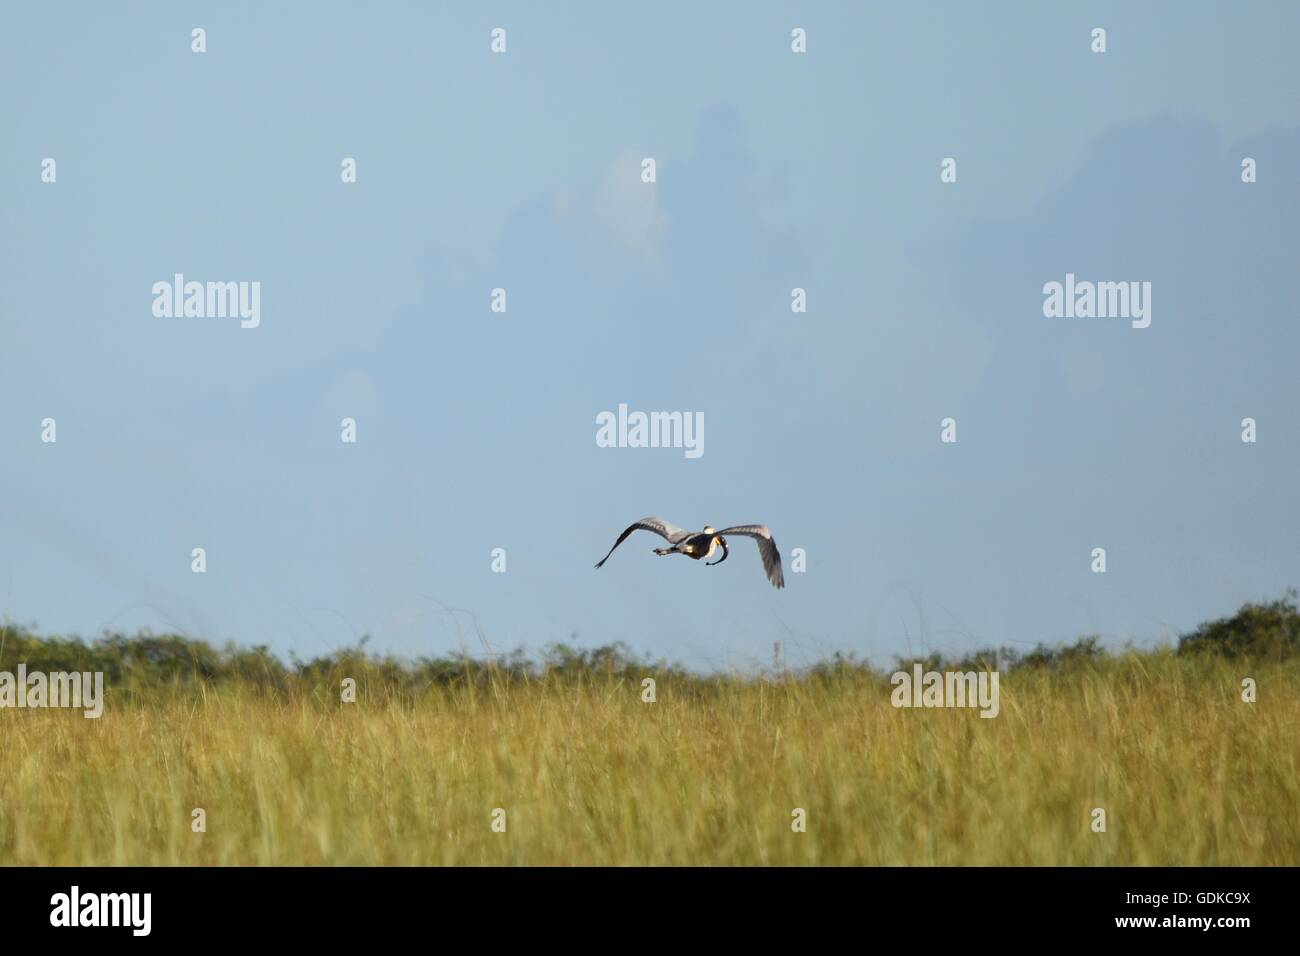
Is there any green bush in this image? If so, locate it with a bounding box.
[1176,589,1300,662]
[2,589,1296,693]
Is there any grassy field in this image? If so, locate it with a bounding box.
[1,651,1296,865]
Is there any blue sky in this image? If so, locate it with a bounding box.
[2,2,1297,671]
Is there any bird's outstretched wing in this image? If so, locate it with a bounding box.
[716,525,784,589]
[594,517,689,568]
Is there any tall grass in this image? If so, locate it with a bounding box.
[1,650,1295,865]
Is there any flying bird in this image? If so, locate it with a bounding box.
[594,517,784,589]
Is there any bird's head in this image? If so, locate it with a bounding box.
[702,525,716,535]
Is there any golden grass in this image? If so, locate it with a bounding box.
[1,653,1296,865]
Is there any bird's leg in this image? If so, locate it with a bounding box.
[706,537,729,566]
[654,547,673,556]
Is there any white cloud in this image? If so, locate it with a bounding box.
[592,151,668,265]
